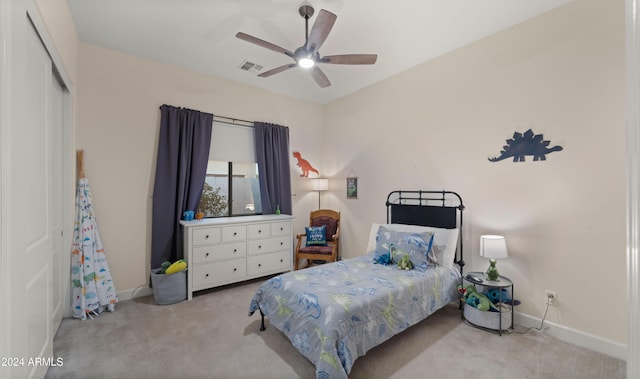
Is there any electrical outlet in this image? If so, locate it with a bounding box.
[545,290,558,305]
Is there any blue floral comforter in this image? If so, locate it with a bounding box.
[248,253,461,379]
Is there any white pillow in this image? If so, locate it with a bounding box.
[367,223,459,269]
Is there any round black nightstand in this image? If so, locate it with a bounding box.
[461,271,514,335]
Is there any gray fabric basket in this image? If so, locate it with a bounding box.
[150,268,187,305]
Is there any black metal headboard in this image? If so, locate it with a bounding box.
[385,190,465,273]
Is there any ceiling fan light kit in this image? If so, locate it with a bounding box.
[298,57,315,68]
[235,5,378,88]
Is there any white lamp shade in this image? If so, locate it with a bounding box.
[480,235,509,259]
[310,178,329,191]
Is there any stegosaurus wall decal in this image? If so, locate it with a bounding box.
[489,129,563,162]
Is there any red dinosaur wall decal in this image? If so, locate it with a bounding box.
[292,151,319,177]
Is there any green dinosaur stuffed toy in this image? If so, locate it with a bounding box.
[159,261,172,274]
[464,285,498,311]
[397,253,413,270]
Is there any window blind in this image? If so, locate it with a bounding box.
[209,121,256,163]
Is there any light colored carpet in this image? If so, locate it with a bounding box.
[45,278,625,379]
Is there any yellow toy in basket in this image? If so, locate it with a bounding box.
[165,259,187,275]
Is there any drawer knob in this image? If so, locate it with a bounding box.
[258,245,262,249]
[205,235,209,239]
[258,263,262,267]
[233,268,237,272]
[205,273,209,277]
[205,252,210,257]
[280,242,283,246]
[280,259,284,263]
[233,232,237,236]
[233,249,237,253]
[280,227,284,231]
[258,230,262,233]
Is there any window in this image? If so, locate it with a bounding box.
[198,161,262,217]
[198,121,262,218]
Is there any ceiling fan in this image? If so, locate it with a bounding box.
[236,5,377,88]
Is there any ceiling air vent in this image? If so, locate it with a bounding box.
[238,60,263,73]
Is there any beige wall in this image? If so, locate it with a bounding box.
[75,43,324,296]
[323,0,626,344]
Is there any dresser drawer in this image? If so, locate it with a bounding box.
[192,242,246,263]
[221,225,246,242]
[193,259,246,287]
[247,223,270,239]
[247,236,291,256]
[270,221,291,237]
[247,250,291,276]
[192,227,221,245]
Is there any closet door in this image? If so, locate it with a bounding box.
[6,15,65,379]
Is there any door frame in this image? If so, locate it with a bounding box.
[0,0,12,373]
[626,0,640,377]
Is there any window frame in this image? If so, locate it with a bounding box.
[199,161,261,218]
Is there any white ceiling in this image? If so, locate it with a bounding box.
[67,0,573,105]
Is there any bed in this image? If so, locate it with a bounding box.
[248,190,465,379]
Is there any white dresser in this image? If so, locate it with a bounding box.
[180,214,293,300]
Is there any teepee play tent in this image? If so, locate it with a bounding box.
[70,151,118,319]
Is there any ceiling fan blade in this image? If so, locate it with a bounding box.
[321,54,378,65]
[236,32,294,58]
[306,10,337,54]
[258,64,297,78]
[310,66,331,88]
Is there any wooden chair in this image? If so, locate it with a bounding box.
[294,209,340,270]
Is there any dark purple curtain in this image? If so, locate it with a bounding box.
[254,122,292,215]
[151,105,213,268]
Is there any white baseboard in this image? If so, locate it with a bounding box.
[514,311,627,361]
[117,286,153,301]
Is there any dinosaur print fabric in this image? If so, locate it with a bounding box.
[249,254,460,379]
[71,178,118,319]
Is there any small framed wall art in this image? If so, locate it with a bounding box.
[346,177,358,199]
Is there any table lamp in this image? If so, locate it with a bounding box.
[310,178,328,209]
[480,235,508,281]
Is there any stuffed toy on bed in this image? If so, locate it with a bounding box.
[374,252,392,265]
[396,254,413,270]
[373,243,414,270]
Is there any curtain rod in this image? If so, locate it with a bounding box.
[158,105,254,127]
[213,115,254,127]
